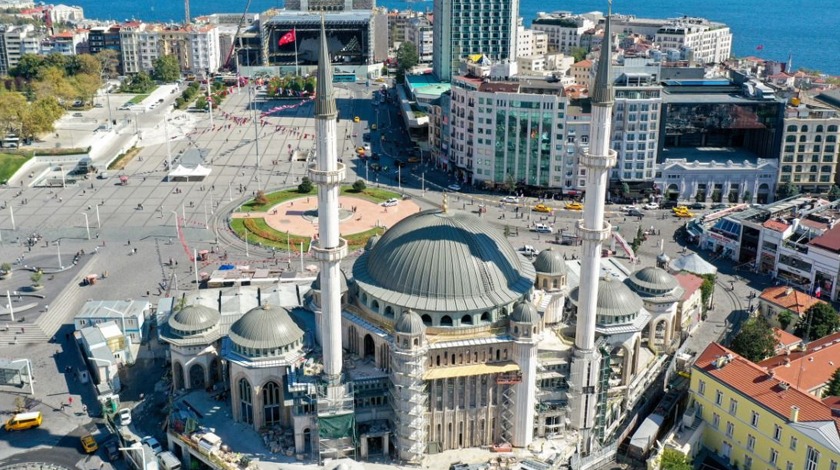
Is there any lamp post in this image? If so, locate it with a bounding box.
[171,210,179,240]
[95,204,101,229]
[55,240,63,269]
[8,359,33,395]
[81,212,90,240]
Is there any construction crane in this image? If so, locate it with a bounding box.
[223,0,253,71]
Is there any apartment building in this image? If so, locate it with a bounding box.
[654,17,732,64]
[387,9,424,50]
[531,12,594,55]
[689,343,840,470]
[516,21,547,59]
[405,16,433,64]
[778,103,840,194]
[120,22,220,75]
[0,24,41,75]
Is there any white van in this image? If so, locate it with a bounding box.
[157,451,181,470]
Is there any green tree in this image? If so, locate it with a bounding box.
[829,185,840,202]
[0,91,27,133]
[777,309,795,331]
[153,55,181,82]
[298,176,313,193]
[742,190,752,203]
[570,47,588,63]
[95,49,121,78]
[660,448,692,470]
[395,42,419,83]
[352,179,366,192]
[700,274,715,309]
[730,316,776,362]
[695,192,706,202]
[711,189,722,202]
[72,54,102,77]
[195,96,208,110]
[823,367,840,397]
[32,66,77,105]
[120,71,155,93]
[620,182,630,198]
[71,73,102,103]
[777,181,799,199]
[30,270,43,286]
[794,302,840,341]
[10,54,46,80]
[21,97,65,138]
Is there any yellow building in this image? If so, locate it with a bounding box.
[689,343,840,470]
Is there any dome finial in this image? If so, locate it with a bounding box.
[442,192,448,213]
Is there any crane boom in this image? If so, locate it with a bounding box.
[223,0,253,71]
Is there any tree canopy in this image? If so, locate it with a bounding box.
[730,316,776,362]
[153,55,181,82]
[794,302,840,341]
[777,181,799,199]
[660,448,692,470]
[395,42,419,83]
[824,367,840,398]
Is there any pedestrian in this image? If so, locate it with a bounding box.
[68,396,73,406]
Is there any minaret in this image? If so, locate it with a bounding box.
[310,17,347,385]
[568,4,617,452]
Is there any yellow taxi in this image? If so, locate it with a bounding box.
[353,116,360,123]
[81,434,98,453]
[674,209,695,218]
[672,205,689,213]
[407,156,420,163]
[565,202,583,211]
[534,204,552,213]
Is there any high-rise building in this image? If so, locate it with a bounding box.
[531,12,595,55]
[0,24,41,76]
[568,8,616,451]
[778,101,840,194]
[432,0,518,81]
[654,17,731,64]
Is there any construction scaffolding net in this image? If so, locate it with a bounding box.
[318,412,356,442]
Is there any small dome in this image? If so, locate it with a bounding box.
[168,305,220,333]
[394,310,425,335]
[627,267,679,295]
[311,270,349,292]
[229,304,304,349]
[533,248,567,275]
[570,277,643,318]
[510,301,540,324]
[365,234,381,251]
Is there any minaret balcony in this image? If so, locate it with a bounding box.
[311,238,348,262]
[580,148,617,170]
[575,220,611,243]
[308,162,346,186]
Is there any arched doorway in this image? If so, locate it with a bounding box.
[263,381,282,426]
[239,378,253,424]
[666,184,679,202]
[209,358,220,384]
[364,334,375,359]
[173,362,184,390]
[303,428,312,455]
[757,183,771,204]
[189,363,206,390]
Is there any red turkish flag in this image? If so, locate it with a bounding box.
[278,29,296,47]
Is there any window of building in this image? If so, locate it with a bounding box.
[715,390,723,406]
[726,422,734,437]
[744,455,752,470]
[773,424,782,441]
[770,449,778,465]
[805,446,820,470]
[746,434,755,451]
[830,460,837,470]
[729,398,738,414]
[750,411,758,427]
[712,413,720,428]
[790,436,797,450]
[698,380,706,396]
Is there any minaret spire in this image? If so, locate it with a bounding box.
[316,14,336,117]
[568,0,618,453]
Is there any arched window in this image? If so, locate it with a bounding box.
[440,315,453,327]
[371,300,380,312]
[799,135,807,142]
[829,135,838,143]
[263,381,282,426]
[239,378,253,424]
[815,135,823,142]
[829,125,838,133]
[461,315,473,325]
[360,292,368,304]
[782,165,792,173]
[785,135,796,142]
[553,279,559,288]
[816,125,824,132]
[822,165,833,173]
[787,125,797,132]
[795,165,803,173]
[802,125,809,132]
[480,312,490,323]
[421,314,432,326]
[811,165,818,173]
[384,306,394,318]
[542,279,548,289]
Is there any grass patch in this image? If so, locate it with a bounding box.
[108,147,143,170]
[0,153,31,184]
[339,186,401,203]
[128,94,150,105]
[232,217,384,252]
[344,227,385,250]
[242,185,401,212]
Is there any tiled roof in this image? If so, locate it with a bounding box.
[759,332,840,393]
[762,219,790,232]
[772,327,802,350]
[573,59,592,68]
[674,272,703,301]
[810,224,840,252]
[695,343,840,433]
[759,285,823,315]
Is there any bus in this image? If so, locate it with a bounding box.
[333,72,357,83]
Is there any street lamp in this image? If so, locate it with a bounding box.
[81,212,90,240]
[119,444,146,470]
[171,210,179,240]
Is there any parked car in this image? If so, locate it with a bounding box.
[142,436,163,455]
[118,408,132,426]
[501,196,519,204]
[532,223,554,233]
[382,198,399,207]
[643,202,659,210]
[81,434,98,453]
[103,436,120,461]
[689,202,705,210]
[73,113,83,117]
[564,202,583,211]
[534,204,552,213]
[447,184,461,191]
[519,245,539,257]
[628,208,645,217]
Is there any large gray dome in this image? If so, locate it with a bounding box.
[533,248,567,275]
[353,210,535,312]
[394,310,425,335]
[627,267,680,296]
[510,302,540,324]
[169,305,220,332]
[229,304,304,349]
[571,277,643,318]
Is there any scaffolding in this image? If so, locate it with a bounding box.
[596,344,611,443]
[316,380,356,463]
[390,350,427,463]
[497,372,522,446]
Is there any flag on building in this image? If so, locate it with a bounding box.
[278,29,296,47]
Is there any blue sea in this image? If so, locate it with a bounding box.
[78,0,840,75]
